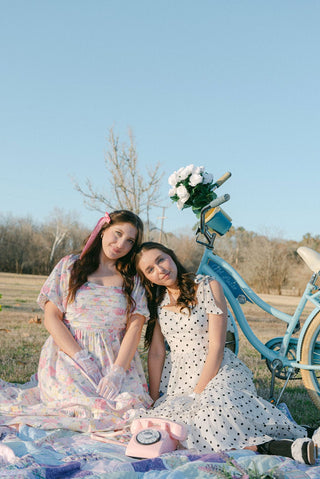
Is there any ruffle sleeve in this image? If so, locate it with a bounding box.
[131,275,149,320]
[196,274,224,315]
[37,255,77,313]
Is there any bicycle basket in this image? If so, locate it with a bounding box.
[204,207,232,236]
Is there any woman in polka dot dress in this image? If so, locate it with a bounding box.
[136,242,319,465]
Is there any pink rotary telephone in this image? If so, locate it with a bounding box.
[125,417,188,459]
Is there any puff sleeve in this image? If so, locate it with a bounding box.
[37,255,77,313]
[131,275,149,320]
[197,275,224,315]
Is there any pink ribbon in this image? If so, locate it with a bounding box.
[80,212,111,259]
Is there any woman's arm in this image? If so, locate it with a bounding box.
[96,313,147,399]
[193,280,228,394]
[44,301,82,358]
[148,321,166,402]
[114,313,146,371]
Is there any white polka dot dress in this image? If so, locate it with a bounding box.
[146,276,307,453]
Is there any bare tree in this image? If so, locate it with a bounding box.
[216,227,257,269]
[48,221,68,268]
[167,233,204,273]
[215,227,292,294]
[0,215,42,274]
[41,208,89,271]
[300,233,320,251]
[73,128,164,221]
[234,234,290,294]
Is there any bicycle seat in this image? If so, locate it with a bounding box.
[297,246,320,273]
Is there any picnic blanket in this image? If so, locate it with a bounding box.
[1,424,320,478]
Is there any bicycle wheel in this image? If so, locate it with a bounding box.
[301,312,320,410]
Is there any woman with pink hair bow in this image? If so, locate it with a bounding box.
[0,210,152,432]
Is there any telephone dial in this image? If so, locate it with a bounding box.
[125,417,188,458]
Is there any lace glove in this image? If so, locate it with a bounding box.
[187,392,200,401]
[73,349,103,386]
[96,364,126,400]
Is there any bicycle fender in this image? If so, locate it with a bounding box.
[296,307,320,361]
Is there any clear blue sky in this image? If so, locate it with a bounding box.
[1,1,319,241]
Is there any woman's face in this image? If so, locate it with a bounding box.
[101,222,137,261]
[138,248,178,288]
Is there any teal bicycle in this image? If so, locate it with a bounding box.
[195,172,320,410]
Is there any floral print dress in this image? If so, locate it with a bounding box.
[0,255,152,432]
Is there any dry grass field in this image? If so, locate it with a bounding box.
[0,272,319,428]
[0,272,48,382]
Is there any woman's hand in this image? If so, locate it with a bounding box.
[96,364,126,399]
[73,349,103,386]
[96,313,145,399]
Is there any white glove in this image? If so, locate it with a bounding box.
[73,349,103,386]
[96,364,126,400]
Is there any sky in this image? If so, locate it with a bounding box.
[1,1,320,241]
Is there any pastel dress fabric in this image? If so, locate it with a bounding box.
[145,275,307,453]
[0,255,152,432]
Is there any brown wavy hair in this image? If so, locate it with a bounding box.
[67,210,143,318]
[135,242,197,349]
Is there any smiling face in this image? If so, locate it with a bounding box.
[137,248,178,288]
[101,222,138,261]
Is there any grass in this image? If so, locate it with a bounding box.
[0,272,49,382]
[237,296,319,427]
[0,272,319,429]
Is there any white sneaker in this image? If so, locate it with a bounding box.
[291,438,317,465]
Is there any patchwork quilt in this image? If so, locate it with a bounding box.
[1,424,320,479]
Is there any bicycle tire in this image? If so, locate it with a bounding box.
[301,311,320,410]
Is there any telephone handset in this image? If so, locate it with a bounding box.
[125,417,188,458]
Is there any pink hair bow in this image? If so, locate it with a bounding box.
[80,212,111,259]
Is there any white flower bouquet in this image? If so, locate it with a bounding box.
[168,165,216,217]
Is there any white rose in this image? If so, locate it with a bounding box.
[203,172,213,184]
[168,171,179,187]
[176,167,189,181]
[168,187,177,197]
[189,173,203,187]
[176,184,190,203]
[184,164,194,176]
[193,166,201,175]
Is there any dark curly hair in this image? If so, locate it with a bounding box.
[67,210,143,319]
[135,242,197,349]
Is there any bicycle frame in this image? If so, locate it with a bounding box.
[198,246,320,371]
[189,173,320,405]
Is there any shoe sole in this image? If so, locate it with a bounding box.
[307,440,318,465]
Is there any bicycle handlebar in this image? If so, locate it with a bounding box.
[207,193,230,210]
[212,171,232,191]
